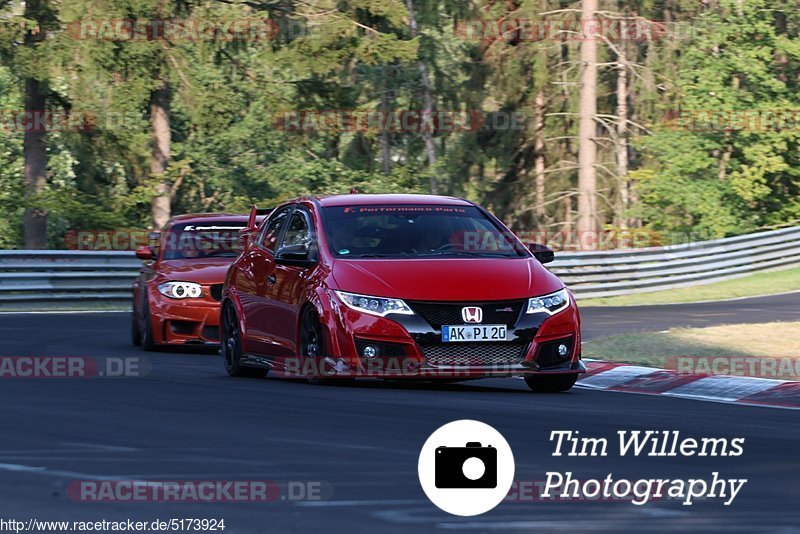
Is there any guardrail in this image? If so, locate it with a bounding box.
[550,225,800,298]
[1,225,799,308]
[0,250,139,308]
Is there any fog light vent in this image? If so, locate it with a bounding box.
[354,338,408,359]
[535,337,574,368]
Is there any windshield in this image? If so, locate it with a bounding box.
[161,221,246,260]
[322,205,526,259]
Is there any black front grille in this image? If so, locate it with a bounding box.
[420,342,528,367]
[535,337,574,368]
[409,300,525,328]
[210,284,223,301]
[169,320,196,335]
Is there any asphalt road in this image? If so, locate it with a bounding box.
[1,297,798,533]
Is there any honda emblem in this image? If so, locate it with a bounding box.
[461,306,483,323]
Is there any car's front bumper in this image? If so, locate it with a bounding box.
[286,292,584,379]
[302,356,587,379]
[147,285,223,346]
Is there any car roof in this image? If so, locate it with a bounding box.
[314,194,473,207]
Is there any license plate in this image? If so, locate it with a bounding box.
[442,324,507,342]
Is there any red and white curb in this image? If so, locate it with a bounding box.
[577,361,800,410]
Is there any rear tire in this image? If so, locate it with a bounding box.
[221,302,267,378]
[524,373,578,393]
[300,307,353,386]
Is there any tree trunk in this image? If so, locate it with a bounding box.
[22,0,50,249]
[534,89,546,222]
[577,0,599,244]
[562,194,573,243]
[150,81,171,230]
[774,11,788,82]
[23,77,48,249]
[405,0,438,193]
[379,66,392,175]
[616,22,629,230]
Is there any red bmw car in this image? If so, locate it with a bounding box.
[131,212,268,350]
[221,194,584,391]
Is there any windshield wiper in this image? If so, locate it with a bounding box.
[349,252,410,258]
[418,251,515,258]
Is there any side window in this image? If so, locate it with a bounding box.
[257,207,291,252]
[280,210,312,249]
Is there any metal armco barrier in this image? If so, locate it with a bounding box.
[550,225,800,299]
[1,225,799,308]
[0,250,139,308]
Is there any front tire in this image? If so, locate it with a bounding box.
[221,302,267,378]
[131,301,142,347]
[140,298,156,352]
[524,373,578,393]
[300,307,353,386]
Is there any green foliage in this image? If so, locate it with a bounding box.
[0,66,24,248]
[638,0,800,236]
[1,0,799,248]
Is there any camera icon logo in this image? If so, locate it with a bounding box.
[418,420,515,516]
[435,442,497,489]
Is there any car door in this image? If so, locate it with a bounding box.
[239,206,292,356]
[266,207,318,360]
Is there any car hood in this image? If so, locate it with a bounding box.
[331,258,563,301]
[156,258,233,284]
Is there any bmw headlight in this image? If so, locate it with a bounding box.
[334,291,414,317]
[158,281,203,299]
[526,288,570,315]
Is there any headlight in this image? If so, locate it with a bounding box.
[334,291,414,317]
[526,288,570,315]
[158,281,203,299]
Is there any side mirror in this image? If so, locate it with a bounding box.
[527,243,554,264]
[135,245,154,260]
[275,243,316,268]
[240,204,273,249]
[148,231,161,256]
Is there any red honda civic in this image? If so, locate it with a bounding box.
[131,212,268,350]
[221,194,584,392]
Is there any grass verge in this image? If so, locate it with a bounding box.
[583,321,800,380]
[579,267,800,307]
